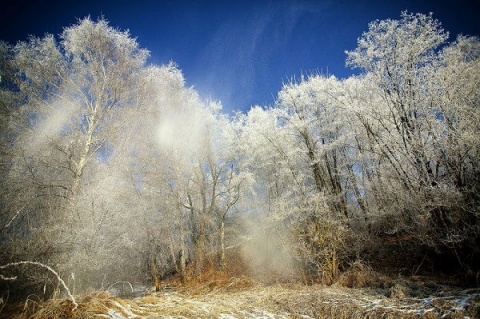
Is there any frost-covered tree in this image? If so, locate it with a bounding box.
[0,41,22,237]
[234,79,356,282]
[346,11,448,192]
[345,12,480,271]
[115,63,246,280]
[277,75,363,217]
[1,17,150,291]
[234,12,480,280]
[426,35,480,256]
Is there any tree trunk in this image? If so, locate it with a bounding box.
[302,131,324,193]
[196,217,206,275]
[220,218,226,269]
[178,247,186,283]
[178,220,186,283]
[149,254,160,292]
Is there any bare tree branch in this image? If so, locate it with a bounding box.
[0,261,77,311]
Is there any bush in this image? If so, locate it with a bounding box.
[294,214,346,285]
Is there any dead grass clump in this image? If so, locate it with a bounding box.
[271,286,445,319]
[5,290,138,319]
[465,295,480,319]
[165,249,256,295]
[336,260,387,288]
[9,298,77,319]
[136,294,159,304]
[272,292,364,319]
[78,290,111,303]
[388,282,410,298]
[177,272,257,295]
[75,291,113,317]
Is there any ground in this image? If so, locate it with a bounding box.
[3,277,480,319]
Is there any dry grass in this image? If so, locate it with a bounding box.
[4,291,110,319]
[174,267,257,295]
[164,250,258,296]
[336,260,388,288]
[3,264,479,319]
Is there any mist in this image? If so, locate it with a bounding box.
[243,216,298,280]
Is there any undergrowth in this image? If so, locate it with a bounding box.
[2,252,479,319]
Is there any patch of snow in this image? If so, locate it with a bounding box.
[245,308,290,318]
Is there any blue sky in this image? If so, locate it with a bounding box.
[1,0,479,114]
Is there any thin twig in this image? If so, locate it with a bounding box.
[1,206,25,233]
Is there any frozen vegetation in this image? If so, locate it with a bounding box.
[3,279,480,318]
[0,11,479,319]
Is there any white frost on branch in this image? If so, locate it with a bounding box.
[0,274,16,281]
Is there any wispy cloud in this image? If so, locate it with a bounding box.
[190,2,327,113]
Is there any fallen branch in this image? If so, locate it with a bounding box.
[0,261,78,311]
[0,274,17,281]
[107,281,134,294]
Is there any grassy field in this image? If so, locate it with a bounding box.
[2,275,479,319]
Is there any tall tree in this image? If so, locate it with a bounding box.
[3,17,149,289]
[346,11,448,190]
[345,12,480,271]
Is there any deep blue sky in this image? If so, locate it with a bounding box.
[1,0,479,114]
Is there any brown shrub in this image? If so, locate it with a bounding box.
[336,260,387,288]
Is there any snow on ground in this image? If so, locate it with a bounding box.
[90,283,480,319]
[6,281,477,318]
